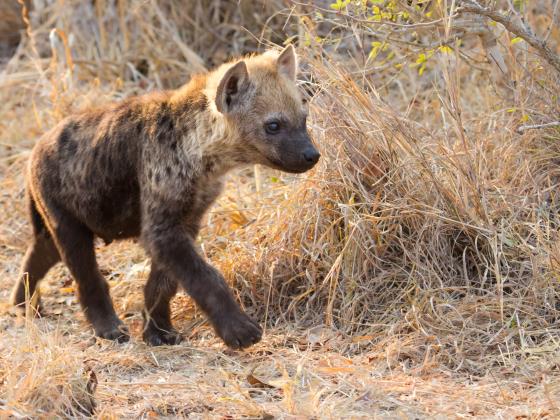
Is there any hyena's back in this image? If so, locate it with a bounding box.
[29,96,163,242]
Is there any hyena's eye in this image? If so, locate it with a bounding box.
[265,121,281,134]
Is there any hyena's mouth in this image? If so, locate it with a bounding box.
[265,156,318,174]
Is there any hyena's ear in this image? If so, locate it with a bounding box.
[215,60,250,114]
[277,44,298,81]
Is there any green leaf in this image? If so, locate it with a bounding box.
[415,53,427,64]
[330,0,349,11]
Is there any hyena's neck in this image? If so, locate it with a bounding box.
[169,82,245,179]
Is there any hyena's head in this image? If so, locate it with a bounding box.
[210,45,320,173]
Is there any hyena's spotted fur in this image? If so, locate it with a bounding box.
[12,45,320,348]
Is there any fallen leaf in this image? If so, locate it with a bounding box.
[247,373,276,389]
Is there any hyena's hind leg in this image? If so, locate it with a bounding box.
[37,195,129,342]
[11,196,61,313]
[142,264,182,346]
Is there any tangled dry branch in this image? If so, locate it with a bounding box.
[458,0,560,73]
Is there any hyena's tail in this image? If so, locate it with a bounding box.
[28,192,48,235]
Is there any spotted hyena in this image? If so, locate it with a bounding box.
[12,45,320,348]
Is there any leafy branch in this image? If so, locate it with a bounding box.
[457,0,560,73]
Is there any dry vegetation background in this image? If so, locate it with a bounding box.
[1,0,560,418]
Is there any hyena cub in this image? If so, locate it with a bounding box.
[11,45,320,348]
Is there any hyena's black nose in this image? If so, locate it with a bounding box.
[303,148,321,164]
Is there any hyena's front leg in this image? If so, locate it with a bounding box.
[142,264,182,346]
[187,257,263,349]
[143,208,262,349]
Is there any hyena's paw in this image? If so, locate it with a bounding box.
[213,310,262,350]
[143,326,183,346]
[94,319,130,343]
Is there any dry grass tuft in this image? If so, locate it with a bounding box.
[1,0,560,417]
[0,316,97,417]
[210,12,560,377]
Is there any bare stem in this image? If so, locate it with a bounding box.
[517,121,560,134]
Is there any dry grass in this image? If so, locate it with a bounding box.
[1,0,560,418]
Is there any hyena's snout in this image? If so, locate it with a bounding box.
[272,129,320,173]
[302,145,320,165]
[291,134,321,172]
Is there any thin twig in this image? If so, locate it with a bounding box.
[544,0,560,44]
[517,121,560,134]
